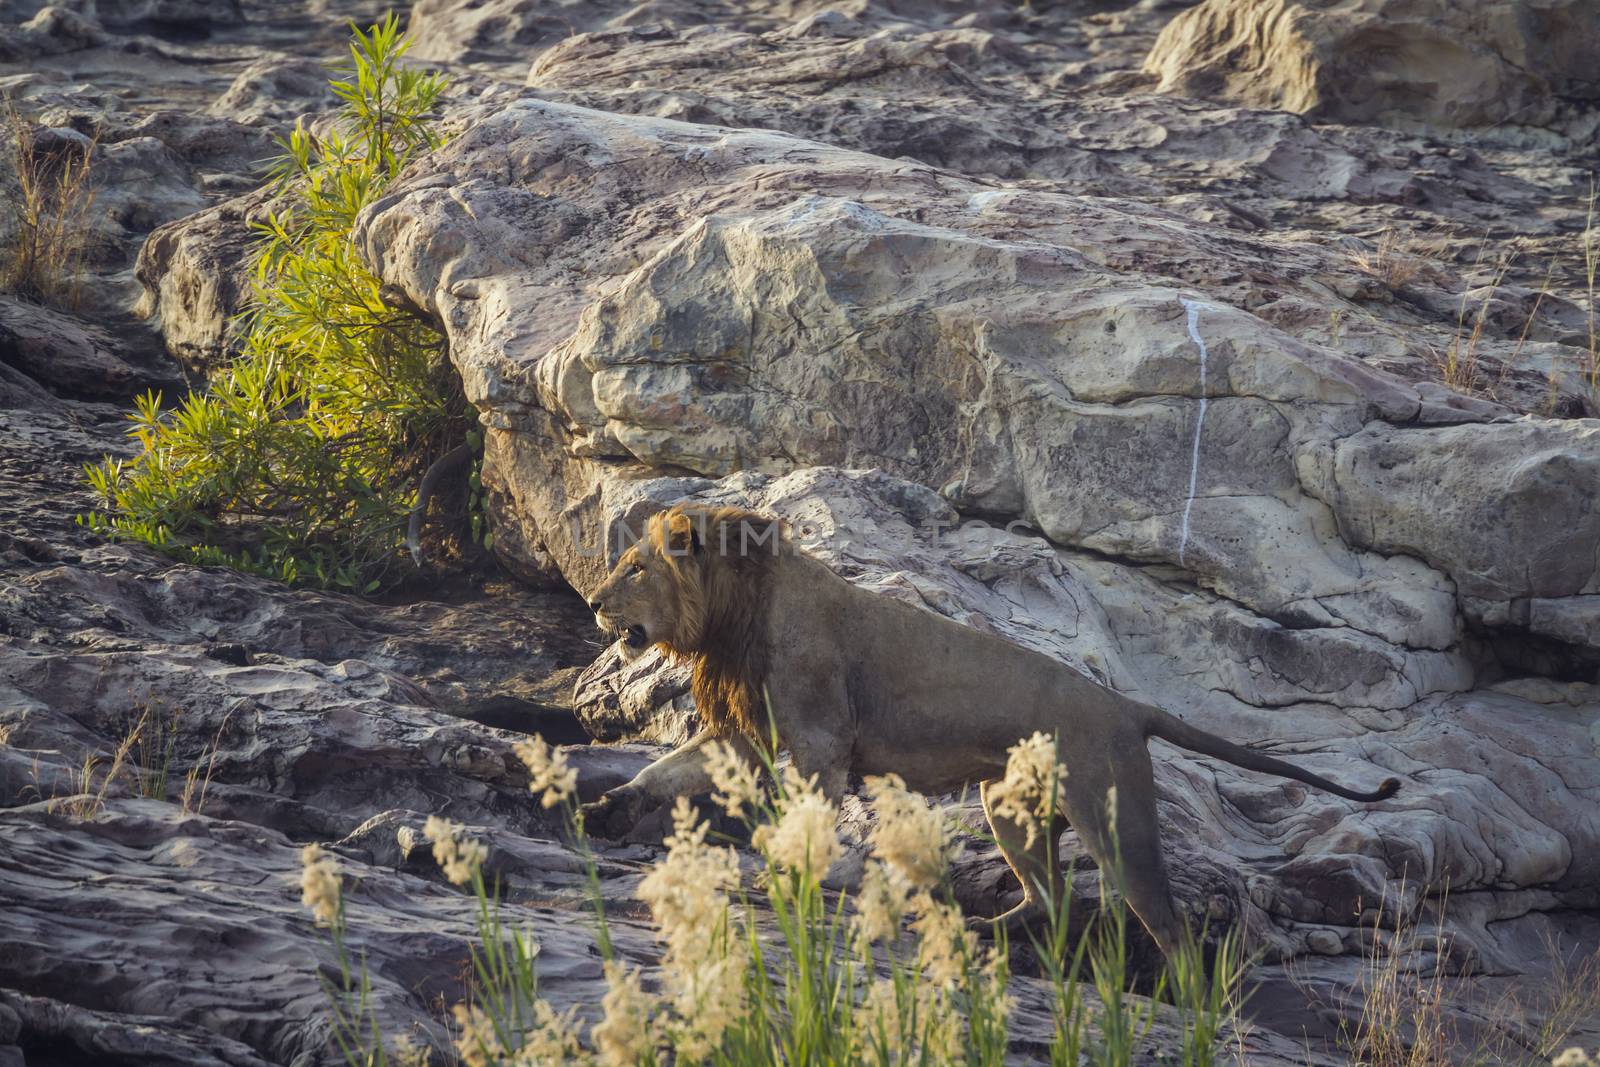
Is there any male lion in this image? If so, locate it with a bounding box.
[580,505,1399,960]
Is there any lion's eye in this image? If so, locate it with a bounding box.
[629,561,645,576]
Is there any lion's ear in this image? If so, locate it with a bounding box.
[665,511,702,556]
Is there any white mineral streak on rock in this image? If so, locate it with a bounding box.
[1177,296,1212,567]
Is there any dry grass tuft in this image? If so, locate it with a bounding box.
[27,700,226,818]
[129,699,181,801]
[1476,938,1600,1066]
[1351,229,1427,290]
[47,719,140,820]
[1435,254,1512,396]
[179,710,230,817]
[1320,882,1600,1067]
[1340,888,1455,1067]
[1,95,97,309]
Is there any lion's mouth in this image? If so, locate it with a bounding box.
[622,624,648,649]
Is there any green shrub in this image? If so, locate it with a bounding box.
[82,17,477,593]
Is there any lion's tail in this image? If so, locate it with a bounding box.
[1146,711,1399,803]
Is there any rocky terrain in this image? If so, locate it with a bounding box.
[2,0,1599,1063]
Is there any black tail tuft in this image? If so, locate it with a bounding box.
[1147,708,1405,804]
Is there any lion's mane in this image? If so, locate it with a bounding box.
[646,505,786,745]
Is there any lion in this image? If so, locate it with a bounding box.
[579,505,1399,960]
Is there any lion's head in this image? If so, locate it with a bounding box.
[587,505,784,665]
[587,510,699,660]
[588,504,785,740]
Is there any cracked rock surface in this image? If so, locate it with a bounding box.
[3,0,1600,1062]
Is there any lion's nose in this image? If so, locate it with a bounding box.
[587,597,602,612]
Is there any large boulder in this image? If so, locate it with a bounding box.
[349,98,1600,963]
[1142,0,1600,131]
[406,0,629,67]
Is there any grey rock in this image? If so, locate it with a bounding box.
[408,0,648,69]
[17,6,103,55]
[572,646,696,744]
[0,986,270,1067]
[0,295,176,398]
[90,136,207,247]
[1305,419,1600,604]
[96,0,245,31]
[133,187,272,373]
[0,360,61,410]
[1144,0,1600,132]
[209,55,337,125]
[10,0,1600,1062]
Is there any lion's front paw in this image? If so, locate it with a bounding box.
[967,901,1047,940]
[579,785,647,839]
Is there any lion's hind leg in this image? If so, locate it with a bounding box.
[970,778,1064,937]
[1064,742,1187,963]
